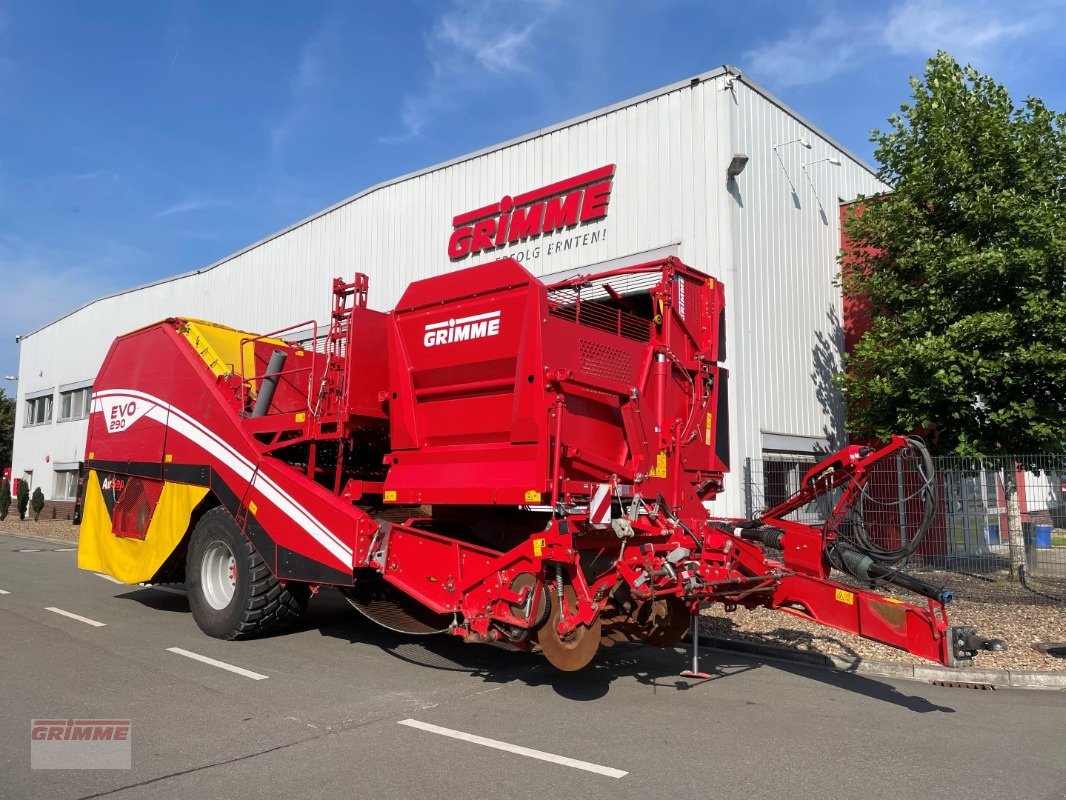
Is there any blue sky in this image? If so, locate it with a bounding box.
[1,0,1064,381]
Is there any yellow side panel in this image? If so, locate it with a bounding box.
[78,472,209,584]
[178,318,287,383]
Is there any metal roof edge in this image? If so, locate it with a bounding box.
[730,68,882,179]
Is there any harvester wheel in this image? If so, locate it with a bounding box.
[187,507,310,639]
[536,585,601,672]
[641,596,691,648]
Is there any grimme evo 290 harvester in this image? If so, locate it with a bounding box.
[76,256,1000,671]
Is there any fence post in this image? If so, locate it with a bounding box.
[1003,461,1025,580]
[743,457,753,520]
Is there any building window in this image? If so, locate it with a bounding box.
[54,469,79,501]
[761,452,822,522]
[25,395,53,426]
[59,386,92,422]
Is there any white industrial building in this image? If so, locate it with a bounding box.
[11,65,885,515]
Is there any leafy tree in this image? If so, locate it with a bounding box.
[0,479,9,521]
[841,52,1066,574]
[16,478,28,521]
[30,487,44,522]
[0,388,13,472]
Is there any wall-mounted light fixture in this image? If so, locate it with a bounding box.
[726,153,749,179]
[771,136,812,198]
[801,153,842,221]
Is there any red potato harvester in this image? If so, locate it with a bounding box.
[75,256,1002,671]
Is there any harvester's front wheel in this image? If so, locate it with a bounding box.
[187,507,310,639]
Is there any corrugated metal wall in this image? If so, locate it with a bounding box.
[12,70,886,514]
[719,79,887,513]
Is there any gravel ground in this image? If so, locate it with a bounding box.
[0,517,80,542]
[3,518,1063,671]
[700,569,1066,672]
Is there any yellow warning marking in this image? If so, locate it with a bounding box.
[532,538,546,557]
[524,489,542,503]
[708,278,715,288]
[164,454,173,463]
[704,413,713,446]
[835,588,854,605]
[648,452,668,479]
[248,501,258,516]
[384,490,397,502]
[88,452,95,460]
[295,412,306,423]
[295,350,305,357]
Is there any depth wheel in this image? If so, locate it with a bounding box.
[186,507,310,639]
[536,585,601,672]
[641,596,691,648]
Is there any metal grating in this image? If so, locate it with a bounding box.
[578,339,633,384]
[547,271,655,343]
[111,477,164,540]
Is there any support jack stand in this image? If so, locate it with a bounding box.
[681,615,711,679]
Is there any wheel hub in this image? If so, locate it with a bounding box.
[201,540,237,610]
[536,585,601,671]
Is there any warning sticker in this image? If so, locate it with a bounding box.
[835,588,855,605]
[648,452,668,479]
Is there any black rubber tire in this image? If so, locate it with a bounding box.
[186,507,310,639]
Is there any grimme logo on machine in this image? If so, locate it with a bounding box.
[448,164,615,261]
[423,310,501,347]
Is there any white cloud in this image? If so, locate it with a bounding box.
[385,0,562,142]
[0,235,143,377]
[270,24,331,153]
[743,0,1047,90]
[743,13,860,90]
[883,0,1032,60]
[152,197,221,219]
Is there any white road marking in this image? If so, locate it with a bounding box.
[54,548,76,552]
[16,549,42,553]
[46,607,107,627]
[0,589,9,595]
[93,573,124,584]
[397,719,628,778]
[141,585,186,596]
[166,647,268,680]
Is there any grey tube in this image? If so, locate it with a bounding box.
[250,350,287,418]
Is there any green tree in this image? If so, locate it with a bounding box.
[0,479,9,521]
[30,486,44,522]
[16,478,29,521]
[0,388,13,472]
[841,52,1066,574]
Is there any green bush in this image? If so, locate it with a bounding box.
[16,479,29,521]
[0,479,9,521]
[31,487,44,522]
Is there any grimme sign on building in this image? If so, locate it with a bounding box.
[447,164,614,263]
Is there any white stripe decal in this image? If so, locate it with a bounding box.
[166,647,268,680]
[141,584,187,596]
[397,719,628,778]
[47,607,107,627]
[92,389,351,568]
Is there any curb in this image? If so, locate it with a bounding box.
[0,528,80,547]
[704,635,1066,690]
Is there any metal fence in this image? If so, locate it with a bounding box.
[742,453,1066,605]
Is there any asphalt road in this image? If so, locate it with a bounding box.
[1,530,1063,800]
